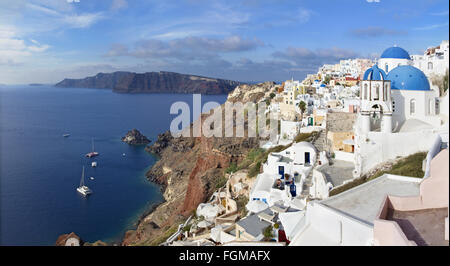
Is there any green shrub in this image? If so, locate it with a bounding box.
[294,132,314,143]
[215,175,228,189]
[263,225,273,238]
[236,196,249,217]
[248,161,262,178]
[182,224,192,232]
[225,162,238,174]
[329,152,427,196]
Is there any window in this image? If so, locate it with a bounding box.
[429,99,434,115]
[364,84,368,100]
[384,83,388,101]
[428,62,433,70]
[374,83,380,100]
[435,99,440,115]
[393,100,396,112]
[410,99,416,115]
[385,64,389,73]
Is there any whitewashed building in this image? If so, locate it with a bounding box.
[412,40,449,77]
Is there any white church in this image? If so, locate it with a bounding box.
[354,46,449,176]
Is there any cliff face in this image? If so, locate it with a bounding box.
[55,71,242,94]
[122,112,258,245]
[227,81,277,103]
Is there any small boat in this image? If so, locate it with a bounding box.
[91,161,97,167]
[90,177,94,180]
[85,138,99,158]
[63,134,70,138]
[122,153,126,157]
[77,166,92,196]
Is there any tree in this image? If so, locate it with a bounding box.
[298,101,307,115]
[430,70,449,96]
[323,75,331,85]
[263,225,274,239]
[444,69,449,94]
[270,92,276,99]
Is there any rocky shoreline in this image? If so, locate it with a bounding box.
[120,82,274,246]
[56,81,275,246]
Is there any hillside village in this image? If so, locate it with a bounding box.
[162,40,450,246]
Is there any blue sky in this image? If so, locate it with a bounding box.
[0,0,448,84]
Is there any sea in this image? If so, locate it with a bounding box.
[0,85,227,245]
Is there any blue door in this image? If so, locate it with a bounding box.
[305,152,310,164]
[278,166,285,178]
[290,184,297,197]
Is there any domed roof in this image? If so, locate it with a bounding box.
[320,84,326,87]
[363,65,387,80]
[380,46,411,59]
[386,65,430,91]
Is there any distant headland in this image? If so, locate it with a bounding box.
[54,71,243,94]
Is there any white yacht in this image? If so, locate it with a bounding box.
[77,166,92,196]
[91,161,97,167]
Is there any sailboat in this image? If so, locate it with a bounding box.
[77,166,92,196]
[85,138,99,158]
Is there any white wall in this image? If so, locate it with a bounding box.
[280,120,300,140]
[378,58,410,74]
[391,89,441,129]
[334,151,355,162]
[357,129,441,175]
[309,169,330,199]
[305,201,373,245]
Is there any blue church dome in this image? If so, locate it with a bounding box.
[363,65,387,80]
[320,84,326,87]
[380,46,411,59]
[386,65,430,91]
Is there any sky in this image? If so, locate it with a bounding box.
[0,0,448,84]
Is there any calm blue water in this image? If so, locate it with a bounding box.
[0,85,227,246]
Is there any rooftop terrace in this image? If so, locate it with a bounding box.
[321,174,420,225]
[387,207,449,246]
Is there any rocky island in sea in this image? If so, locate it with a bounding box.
[122,129,151,145]
[55,71,243,95]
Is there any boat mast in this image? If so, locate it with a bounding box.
[80,166,85,187]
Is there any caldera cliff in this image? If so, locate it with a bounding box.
[121,81,276,246]
[55,71,243,94]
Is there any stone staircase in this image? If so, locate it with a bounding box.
[299,152,320,198]
[312,130,327,152]
[295,130,327,200]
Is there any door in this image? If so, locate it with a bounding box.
[305,152,310,164]
[278,166,285,178]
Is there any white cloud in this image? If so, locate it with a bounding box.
[0,26,50,66]
[413,22,449,31]
[63,12,105,28]
[366,0,380,2]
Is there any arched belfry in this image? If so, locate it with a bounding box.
[360,65,392,133]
